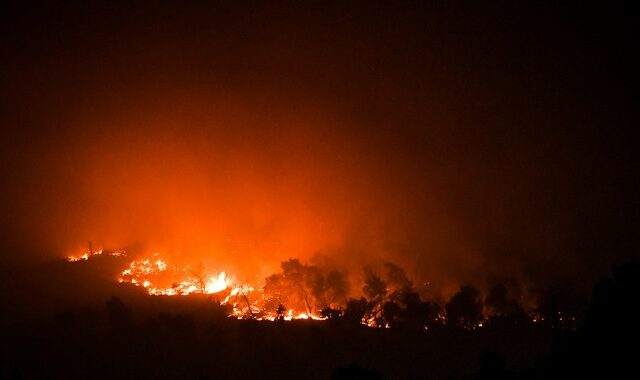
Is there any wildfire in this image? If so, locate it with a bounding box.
[65,249,322,320]
[117,253,233,296]
[206,272,230,294]
[66,248,433,325]
[64,247,570,330]
[66,249,124,262]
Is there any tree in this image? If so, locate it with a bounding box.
[484,283,528,326]
[363,270,388,327]
[344,297,370,326]
[402,290,436,330]
[384,262,412,291]
[281,258,313,315]
[275,304,286,322]
[446,285,483,329]
[379,289,439,330]
[587,260,640,334]
[325,270,350,307]
[320,307,342,320]
[382,300,402,328]
[263,259,350,316]
[363,272,387,302]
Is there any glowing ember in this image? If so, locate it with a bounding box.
[114,252,327,320]
[66,249,124,262]
[116,253,233,296]
[62,243,581,333]
[67,248,368,324]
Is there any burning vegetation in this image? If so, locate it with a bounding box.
[64,246,575,330]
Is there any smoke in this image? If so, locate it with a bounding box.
[1,2,637,302]
[1,91,467,287]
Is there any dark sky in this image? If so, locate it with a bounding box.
[1,1,638,297]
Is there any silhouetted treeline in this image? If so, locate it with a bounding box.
[3,258,637,379]
[0,296,552,380]
[263,258,351,316]
[261,258,562,333]
[520,259,640,379]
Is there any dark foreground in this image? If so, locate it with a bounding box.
[3,312,551,380]
[1,259,638,379]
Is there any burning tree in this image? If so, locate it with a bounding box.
[68,247,449,328]
[263,258,350,318]
[263,259,314,316]
[363,269,388,327]
[446,285,483,329]
[344,297,370,326]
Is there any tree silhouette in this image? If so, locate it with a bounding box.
[363,272,387,302]
[324,270,351,307]
[363,271,388,327]
[383,262,412,291]
[263,260,313,315]
[382,300,402,328]
[402,290,437,330]
[445,285,483,329]
[263,259,350,316]
[582,260,640,376]
[320,307,342,320]
[587,260,640,333]
[484,283,528,327]
[281,259,313,315]
[378,289,440,330]
[275,304,286,322]
[529,260,640,379]
[344,297,370,326]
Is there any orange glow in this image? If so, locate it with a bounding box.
[69,249,325,320]
[117,252,234,296]
[66,249,124,262]
[206,272,229,294]
[37,97,468,295]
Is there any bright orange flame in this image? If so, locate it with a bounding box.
[115,253,235,296]
[67,249,126,262]
[67,248,325,321]
[205,272,229,293]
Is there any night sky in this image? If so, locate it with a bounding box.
[1,1,638,300]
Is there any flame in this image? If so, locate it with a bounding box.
[66,249,124,262]
[65,246,553,329]
[68,248,325,322]
[205,272,229,293]
[115,253,234,296]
